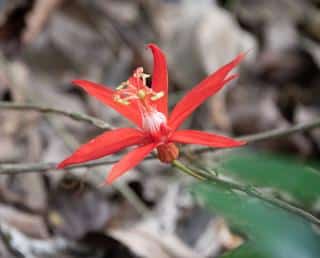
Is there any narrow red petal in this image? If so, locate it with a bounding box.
[148,44,169,117]
[72,80,142,127]
[168,53,244,131]
[171,130,246,148]
[57,128,146,169]
[106,143,156,184]
[223,74,238,84]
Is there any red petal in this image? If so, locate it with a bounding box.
[168,53,244,131]
[106,143,156,184]
[148,44,169,117]
[57,128,146,168]
[223,74,238,84]
[171,130,246,148]
[72,80,142,127]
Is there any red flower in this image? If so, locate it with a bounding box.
[57,44,246,184]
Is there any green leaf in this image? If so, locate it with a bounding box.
[194,183,320,258]
[213,150,320,210]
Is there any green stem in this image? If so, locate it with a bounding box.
[172,160,207,181]
[172,160,320,227]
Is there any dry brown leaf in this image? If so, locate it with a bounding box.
[23,0,65,44]
[0,204,49,238]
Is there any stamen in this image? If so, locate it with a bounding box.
[150,91,164,101]
[116,82,128,90]
[114,95,130,105]
[113,67,165,107]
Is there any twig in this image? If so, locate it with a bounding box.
[0,156,155,175]
[172,160,320,227]
[0,160,118,174]
[1,100,320,146]
[0,100,150,215]
[42,111,151,217]
[239,119,320,142]
[0,160,152,215]
[194,117,320,154]
[0,101,112,130]
[0,51,149,216]
[1,101,320,220]
[1,101,320,173]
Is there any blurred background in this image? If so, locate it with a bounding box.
[0,0,320,257]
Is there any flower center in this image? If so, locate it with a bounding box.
[113,67,164,109]
[113,67,168,137]
[142,110,167,135]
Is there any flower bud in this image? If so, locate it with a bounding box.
[157,143,179,163]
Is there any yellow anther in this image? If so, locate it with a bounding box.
[118,99,130,105]
[140,73,150,80]
[116,82,127,90]
[114,95,130,105]
[142,73,150,78]
[137,89,146,99]
[150,91,164,101]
